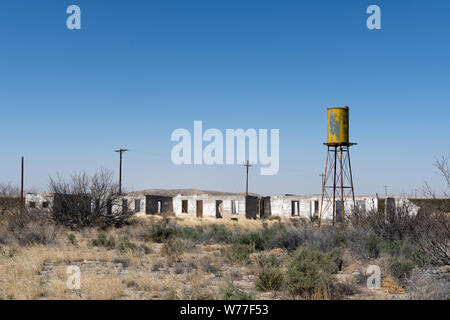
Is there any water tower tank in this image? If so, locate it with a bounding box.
[327,107,349,145]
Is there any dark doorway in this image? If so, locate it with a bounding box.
[182,200,188,213]
[259,196,271,218]
[145,195,173,214]
[313,200,319,216]
[196,200,203,218]
[245,196,258,219]
[215,200,223,218]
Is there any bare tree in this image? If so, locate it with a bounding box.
[434,155,450,197]
[0,182,20,215]
[49,169,133,228]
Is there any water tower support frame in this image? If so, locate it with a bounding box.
[319,143,357,226]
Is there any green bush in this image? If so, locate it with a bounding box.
[118,237,138,253]
[207,224,233,243]
[285,246,338,298]
[180,226,203,241]
[381,239,404,256]
[161,238,185,262]
[221,282,254,300]
[255,253,281,269]
[143,222,177,243]
[90,233,115,249]
[256,268,283,291]
[224,243,253,264]
[66,233,77,246]
[390,258,416,281]
[235,233,265,251]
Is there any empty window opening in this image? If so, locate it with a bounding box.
[135,199,141,212]
[291,201,299,216]
[182,200,188,213]
[231,200,238,214]
[42,201,49,209]
[29,201,36,208]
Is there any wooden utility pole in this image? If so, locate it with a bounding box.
[20,156,24,211]
[244,161,252,196]
[114,149,128,195]
[384,185,389,198]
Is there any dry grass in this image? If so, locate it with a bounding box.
[0,215,447,300]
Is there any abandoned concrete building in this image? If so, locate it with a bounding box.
[24,189,412,220]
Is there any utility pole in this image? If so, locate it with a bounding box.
[384,185,389,198]
[244,160,252,196]
[20,156,24,211]
[114,149,128,195]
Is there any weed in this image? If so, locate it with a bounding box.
[221,282,254,300]
[90,233,115,249]
[285,246,338,298]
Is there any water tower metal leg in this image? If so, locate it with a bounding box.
[347,147,357,213]
[332,146,337,225]
[319,146,330,227]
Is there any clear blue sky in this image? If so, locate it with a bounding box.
[1,0,449,196]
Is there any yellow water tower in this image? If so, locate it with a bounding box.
[327,107,349,145]
[319,106,357,226]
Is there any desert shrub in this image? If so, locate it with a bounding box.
[0,209,60,245]
[235,233,265,250]
[200,256,220,274]
[205,224,234,243]
[140,243,153,254]
[255,254,282,269]
[152,260,164,271]
[221,282,254,300]
[349,233,381,259]
[255,268,283,291]
[0,244,18,258]
[348,201,449,266]
[410,211,449,266]
[112,257,130,268]
[329,281,359,300]
[380,239,404,257]
[390,258,417,282]
[161,238,185,262]
[261,225,302,251]
[174,263,185,274]
[180,226,203,241]
[90,233,116,249]
[285,246,338,298]
[66,233,78,246]
[118,237,139,253]
[406,268,449,300]
[362,234,381,259]
[224,243,253,264]
[142,220,177,243]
